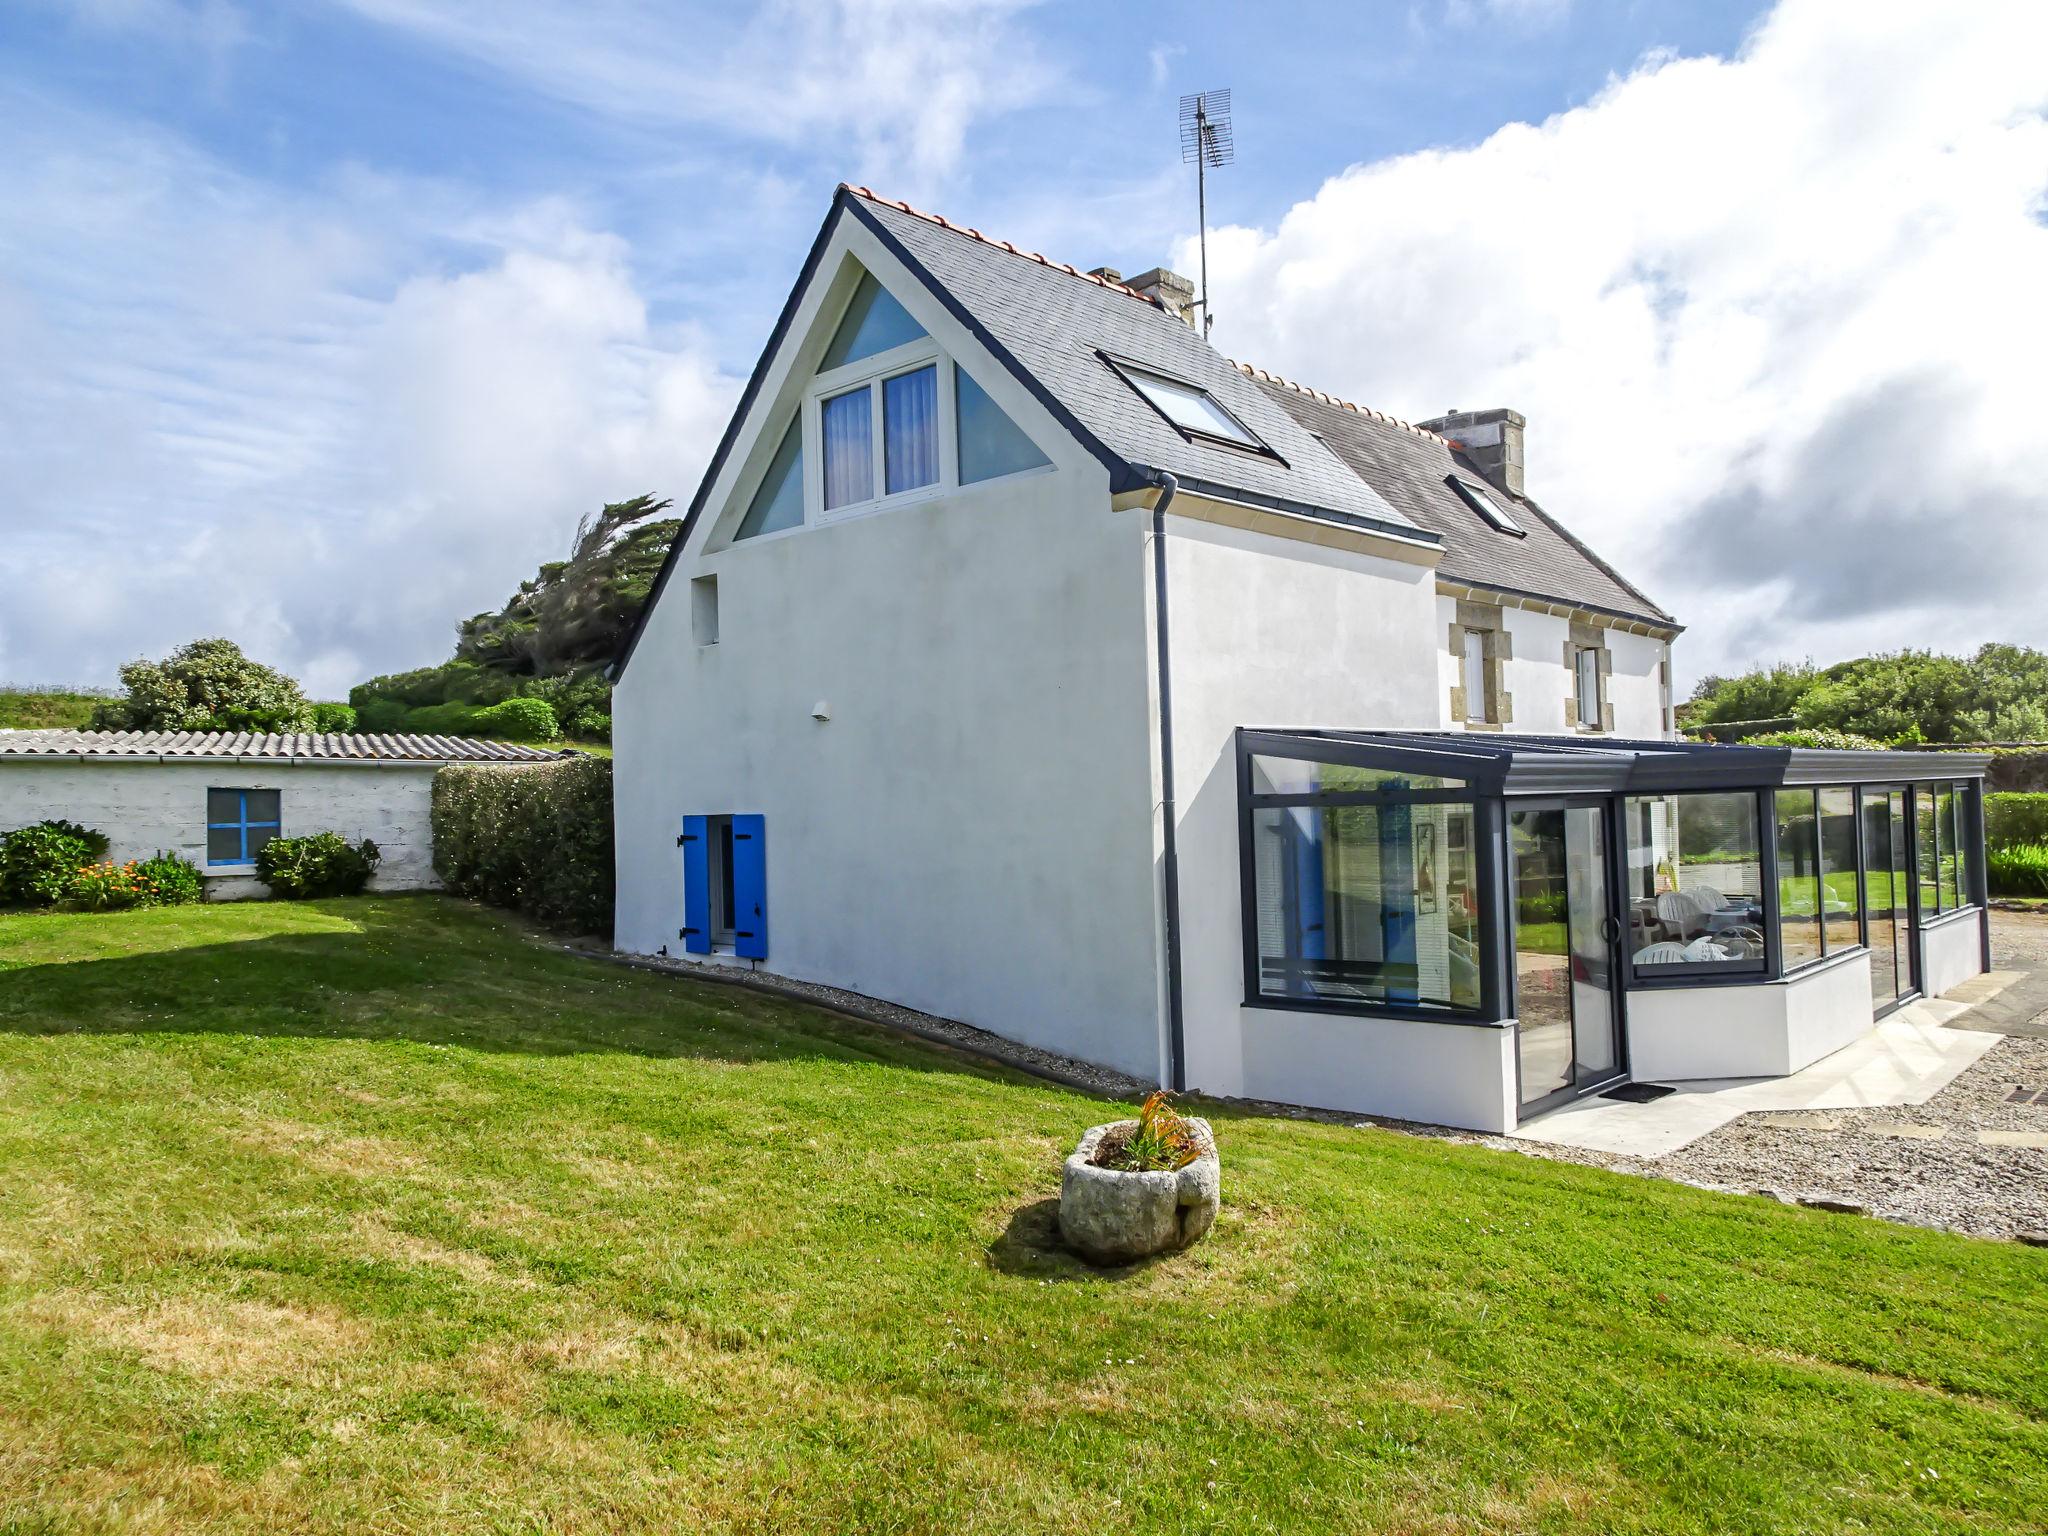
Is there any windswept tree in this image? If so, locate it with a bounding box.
[456,494,678,676]
[90,638,315,733]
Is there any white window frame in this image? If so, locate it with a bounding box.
[1462,629,1489,724]
[808,335,955,524]
[1574,646,1602,727]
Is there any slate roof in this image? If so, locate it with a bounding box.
[0,731,575,763]
[847,190,1426,542]
[614,184,1677,676]
[1243,369,1675,627]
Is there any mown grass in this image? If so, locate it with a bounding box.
[0,897,2041,1534]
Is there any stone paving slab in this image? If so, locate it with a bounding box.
[1976,1129,2048,1148]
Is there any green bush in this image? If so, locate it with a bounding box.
[0,821,110,906]
[472,696,559,742]
[310,702,358,732]
[1986,793,2048,852]
[405,700,483,735]
[566,708,611,743]
[356,698,410,732]
[256,832,381,898]
[1987,842,2048,898]
[133,851,204,906]
[432,758,612,935]
[1743,728,1886,750]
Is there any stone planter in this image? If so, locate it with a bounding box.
[1058,1116,1220,1264]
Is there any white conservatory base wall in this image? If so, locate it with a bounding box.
[1236,1010,1518,1134]
[1921,909,1985,999]
[0,760,443,895]
[1627,950,1877,1082]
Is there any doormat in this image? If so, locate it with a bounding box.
[1601,1082,1677,1104]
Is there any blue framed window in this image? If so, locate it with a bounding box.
[207,788,280,865]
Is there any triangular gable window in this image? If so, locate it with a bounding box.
[734,418,804,540]
[955,366,1049,483]
[820,270,926,371]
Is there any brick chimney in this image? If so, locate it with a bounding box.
[1417,407,1526,497]
[1126,267,1197,328]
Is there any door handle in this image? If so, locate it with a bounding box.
[1599,915,1622,945]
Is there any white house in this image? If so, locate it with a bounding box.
[0,731,570,898]
[610,185,1991,1132]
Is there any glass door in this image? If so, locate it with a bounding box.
[1863,787,1914,1012]
[1510,802,1623,1114]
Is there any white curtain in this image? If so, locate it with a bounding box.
[822,388,873,509]
[883,365,938,493]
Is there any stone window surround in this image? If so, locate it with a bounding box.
[1447,601,1513,731]
[1564,619,1617,733]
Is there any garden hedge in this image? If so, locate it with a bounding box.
[432,757,612,935]
[1985,792,2048,852]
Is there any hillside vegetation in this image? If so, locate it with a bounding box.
[0,689,104,731]
[351,494,677,745]
[1688,644,2048,743]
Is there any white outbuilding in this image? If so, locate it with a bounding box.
[0,730,571,898]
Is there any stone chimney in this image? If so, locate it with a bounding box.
[1086,265,1123,284]
[1417,407,1526,497]
[1126,267,1197,327]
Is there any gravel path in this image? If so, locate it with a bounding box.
[1478,910,2048,1242]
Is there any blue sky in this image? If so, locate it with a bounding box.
[3,1,2044,697]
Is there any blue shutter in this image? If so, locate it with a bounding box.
[680,814,711,954]
[731,814,767,960]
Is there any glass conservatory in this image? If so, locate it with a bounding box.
[1235,730,1991,1121]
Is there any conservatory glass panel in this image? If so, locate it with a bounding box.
[1622,792,1765,969]
[1775,789,1823,970]
[1819,787,1862,954]
[1251,798,1480,1012]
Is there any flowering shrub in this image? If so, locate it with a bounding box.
[67,862,149,911]
[256,832,381,898]
[0,821,110,907]
[64,852,205,911]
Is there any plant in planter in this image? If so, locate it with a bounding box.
[1058,1092,1220,1265]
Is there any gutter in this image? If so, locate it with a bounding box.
[1147,469,1188,1093]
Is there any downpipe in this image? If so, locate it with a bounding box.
[1149,471,1187,1092]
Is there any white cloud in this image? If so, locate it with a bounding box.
[1189,0,2048,686]
[0,96,735,698]
[324,0,1055,193]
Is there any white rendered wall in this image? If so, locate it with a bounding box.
[1921,909,1986,998]
[1432,595,1671,738]
[0,760,442,896]
[1627,951,1874,1081]
[1161,515,1451,1108]
[1605,631,1669,737]
[1237,1009,1517,1133]
[613,458,1163,1075]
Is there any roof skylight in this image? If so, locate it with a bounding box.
[1448,475,1525,536]
[1113,360,1264,449]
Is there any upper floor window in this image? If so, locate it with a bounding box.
[1573,646,1601,726]
[1448,475,1525,536]
[1463,631,1488,723]
[732,265,1051,542]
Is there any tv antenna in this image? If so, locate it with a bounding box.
[1178,89,1234,338]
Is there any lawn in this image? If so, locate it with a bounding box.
[0,899,2042,1533]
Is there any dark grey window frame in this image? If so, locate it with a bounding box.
[1234,730,1991,1020]
[1447,474,1526,537]
[1098,351,1286,464]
